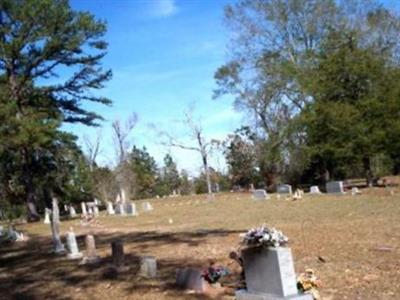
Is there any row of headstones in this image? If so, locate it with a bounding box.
[106,201,153,215]
[253,181,362,200]
[63,229,157,278]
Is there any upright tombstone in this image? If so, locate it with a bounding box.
[87,207,93,216]
[142,202,153,212]
[69,206,77,218]
[115,193,121,203]
[81,235,100,264]
[111,239,124,267]
[326,181,345,194]
[93,206,99,217]
[309,186,322,194]
[125,202,137,216]
[106,201,115,215]
[66,228,83,259]
[120,188,127,203]
[43,208,51,224]
[176,268,206,292]
[277,184,292,195]
[138,256,157,278]
[115,202,125,215]
[351,187,361,196]
[81,202,88,217]
[51,197,66,253]
[252,189,269,200]
[236,247,312,300]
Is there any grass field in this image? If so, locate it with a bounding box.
[1,188,399,300]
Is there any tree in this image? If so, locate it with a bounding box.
[157,107,216,195]
[0,0,111,220]
[215,0,400,185]
[224,127,257,188]
[128,146,158,199]
[301,30,400,183]
[162,154,181,194]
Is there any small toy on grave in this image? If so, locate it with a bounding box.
[297,268,321,300]
[201,260,230,284]
[242,225,289,248]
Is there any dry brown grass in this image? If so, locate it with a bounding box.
[1,188,400,300]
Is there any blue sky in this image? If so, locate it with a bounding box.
[67,0,241,174]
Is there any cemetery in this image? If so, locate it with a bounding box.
[1,189,399,299]
[1,0,400,299]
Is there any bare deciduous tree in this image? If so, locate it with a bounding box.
[156,107,217,195]
[83,129,102,171]
[111,113,138,200]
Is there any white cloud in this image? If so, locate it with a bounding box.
[150,0,178,18]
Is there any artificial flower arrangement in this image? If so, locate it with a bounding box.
[242,225,289,247]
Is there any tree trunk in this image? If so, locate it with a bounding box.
[51,196,65,253]
[202,153,212,195]
[363,157,373,187]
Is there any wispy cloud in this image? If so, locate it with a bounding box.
[149,0,178,18]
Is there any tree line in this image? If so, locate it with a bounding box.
[1,0,400,221]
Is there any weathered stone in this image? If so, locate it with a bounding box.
[93,206,99,217]
[277,184,292,194]
[326,181,345,194]
[309,186,322,194]
[138,256,157,278]
[252,189,269,200]
[69,206,77,218]
[81,235,100,264]
[142,202,153,212]
[111,239,124,267]
[51,197,65,254]
[81,202,88,217]
[66,229,83,259]
[236,247,312,300]
[125,203,137,216]
[176,268,206,292]
[107,201,115,215]
[115,203,125,215]
[43,208,51,224]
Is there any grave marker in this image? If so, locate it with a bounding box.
[176,268,206,292]
[66,228,83,259]
[107,201,115,215]
[138,256,157,278]
[43,208,51,224]
[236,247,312,300]
[69,206,77,218]
[326,181,345,194]
[252,189,269,200]
[309,186,322,194]
[111,239,124,267]
[81,235,100,264]
[277,184,292,194]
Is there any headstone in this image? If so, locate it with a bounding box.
[138,256,157,278]
[309,186,322,194]
[120,188,127,203]
[64,205,68,212]
[93,206,99,217]
[43,208,51,224]
[66,228,83,259]
[115,203,125,215]
[82,235,100,264]
[88,207,93,215]
[326,181,345,194]
[115,193,121,203]
[94,198,100,206]
[252,189,269,200]
[236,247,312,300]
[81,202,87,217]
[69,206,77,218]
[351,187,361,196]
[111,239,124,267]
[125,202,137,216]
[142,202,153,212]
[277,184,292,194]
[107,201,115,215]
[51,197,65,253]
[176,268,206,292]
